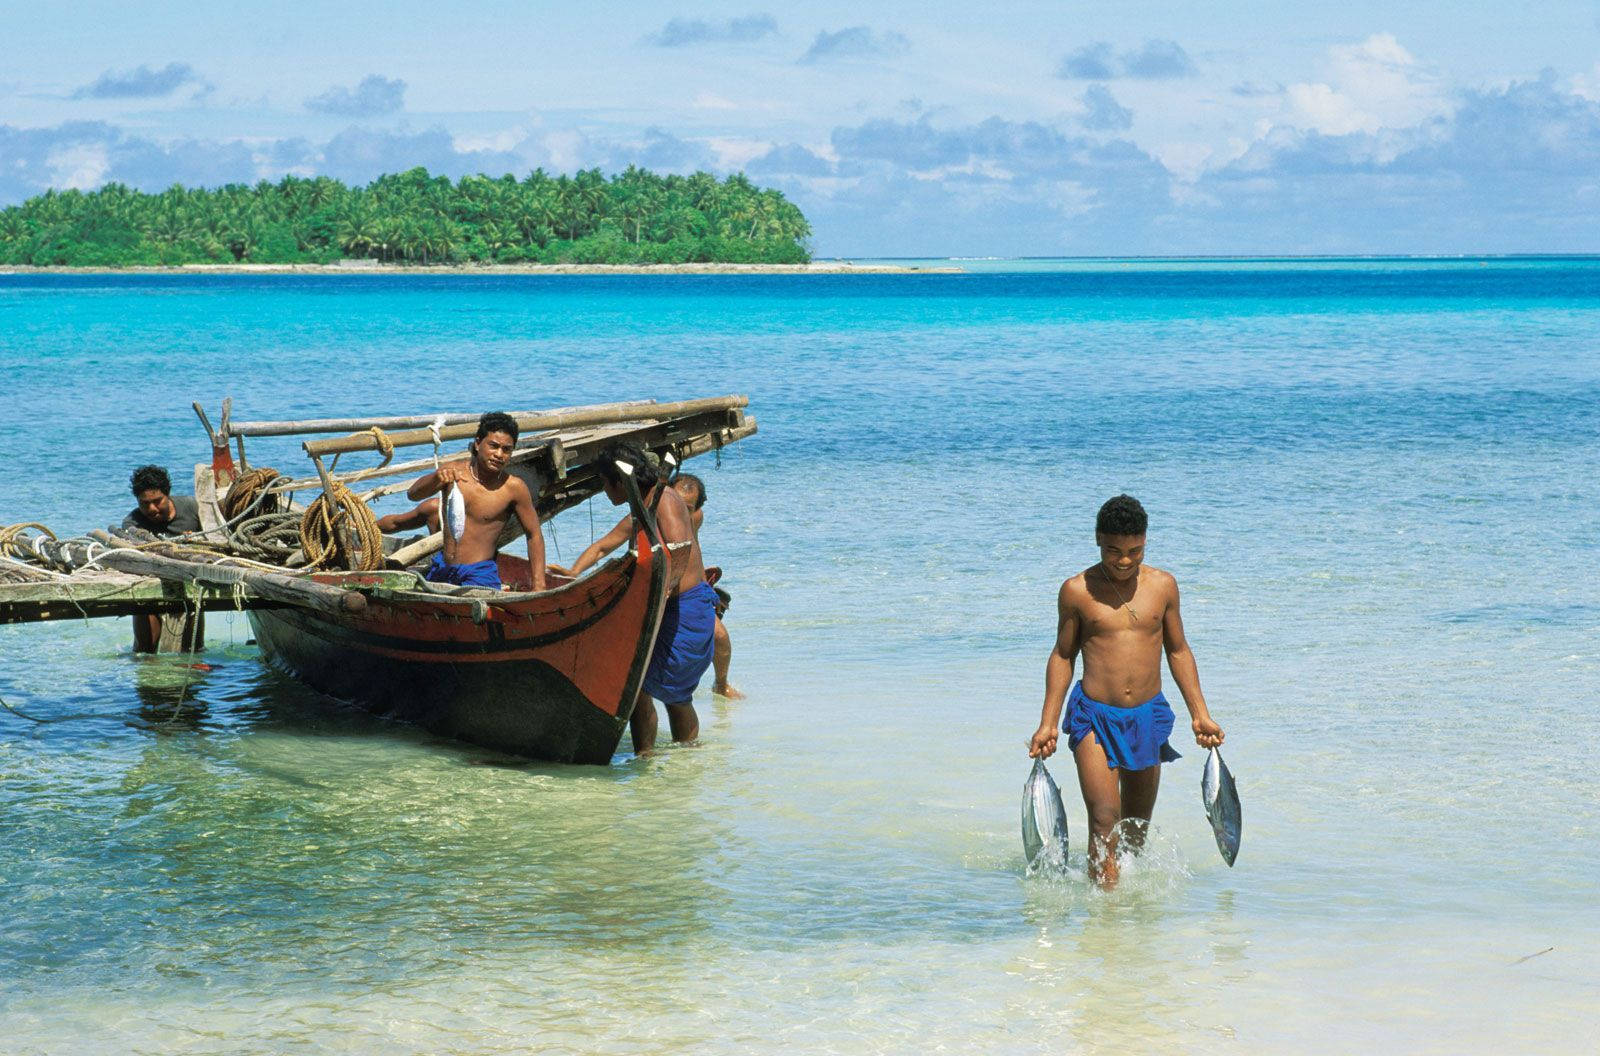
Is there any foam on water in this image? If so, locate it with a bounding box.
[2,265,1598,1053]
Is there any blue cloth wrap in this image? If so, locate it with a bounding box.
[643,581,717,706]
[1065,682,1182,771]
[425,553,502,589]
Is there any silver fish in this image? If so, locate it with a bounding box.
[1022,758,1070,872]
[1201,748,1242,866]
[444,482,467,541]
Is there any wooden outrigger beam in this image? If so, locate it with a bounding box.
[0,533,366,626]
[302,395,748,458]
[0,574,287,625]
[226,400,657,439]
[1,394,756,628]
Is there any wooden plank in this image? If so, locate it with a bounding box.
[0,575,284,625]
[303,395,748,458]
[21,533,370,617]
[229,400,657,438]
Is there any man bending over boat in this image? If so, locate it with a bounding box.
[123,464,204,652]
[1027,494,1225,890]
[551,443,714,752]
[403,412,545,592]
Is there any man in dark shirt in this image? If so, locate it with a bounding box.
[123,465,204,652]
[123,464,202,538]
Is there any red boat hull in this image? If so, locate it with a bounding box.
[248,534,667,764]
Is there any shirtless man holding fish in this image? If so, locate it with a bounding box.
[1027,494,1224,889]
[403,411,545,592]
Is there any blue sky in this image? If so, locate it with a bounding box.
[3,1,1598,254]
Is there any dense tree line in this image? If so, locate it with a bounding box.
[0,167,811,266]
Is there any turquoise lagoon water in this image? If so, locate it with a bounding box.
[0,263,1597,1054]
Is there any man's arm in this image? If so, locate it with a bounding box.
[1161,577,1224,748]
[653,490,695,580]
[561,514,633,577]
[1029,581,1081,758]
[512,481,546,592]
[406,461,466,502]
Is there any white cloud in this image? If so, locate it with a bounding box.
[1284,34,1449,136]
[47,143,110,189]
[693,92,739,111]
[452,127,531,154]
[1571,64,1600,102]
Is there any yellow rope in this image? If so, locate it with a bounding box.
[0,522,56,561]
[300,480,384,571]
[368,427,395,469]
[219,466,281,521]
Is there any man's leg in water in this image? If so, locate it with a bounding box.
[630,690,659,754]
[712,618,743,698]
[132,614,158,654]
[1117,764,1162,857]
[664,702,700,743]
[1073,731,1124,889]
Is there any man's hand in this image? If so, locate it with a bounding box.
[436,461,469,486]
[1028,725,1059,759]
[545,563,573,578]
[1192,715,1224,749]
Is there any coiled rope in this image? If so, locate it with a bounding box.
[299,480,383,571]
[0,522,56,562]
[219,466,282,521]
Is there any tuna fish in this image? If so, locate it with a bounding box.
[1022,758,1070,872]
[1201,748,1242,866]
[444,482,467,541]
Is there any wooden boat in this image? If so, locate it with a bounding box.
[0,395,756,763]
[248,536,669,764]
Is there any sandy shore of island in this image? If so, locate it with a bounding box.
[0,260,960,276]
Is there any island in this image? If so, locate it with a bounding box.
[0,166,816,269]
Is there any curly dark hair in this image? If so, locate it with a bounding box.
[130,465,172,496]
[476,411,519,442]
[675,472,706,511]
[596,441,659,493]
[1096,494,1148,537]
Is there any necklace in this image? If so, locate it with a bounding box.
[1103,566,1139,623]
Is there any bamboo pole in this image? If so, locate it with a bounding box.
[304,396,748,458]
[229,400,657,439]
[266,439,552,493]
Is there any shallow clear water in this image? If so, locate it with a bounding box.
[1,265,1597,1053]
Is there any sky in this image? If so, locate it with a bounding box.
[2,0,1599,255]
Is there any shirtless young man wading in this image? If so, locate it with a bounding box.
[1028,494,1225,890]
[551,443,715,753]
[403,412,545,592]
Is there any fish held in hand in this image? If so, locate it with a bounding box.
[1201,748,1242,866]
[1022,758,1070,872]
[444,482,467,541]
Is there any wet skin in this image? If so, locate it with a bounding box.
[553,474,709,752]
[405,430,545,591]
[1026,531,1225,889]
